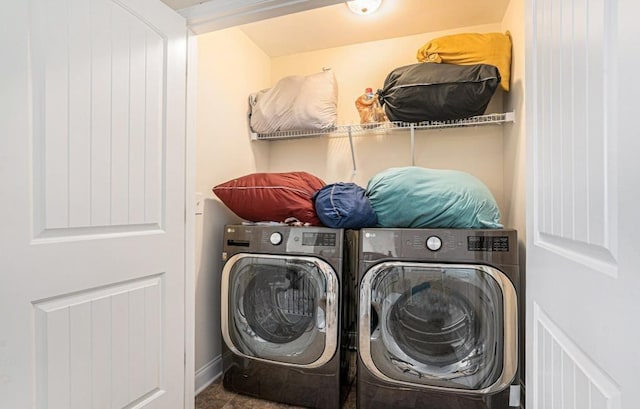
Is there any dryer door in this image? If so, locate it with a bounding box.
[222,253,339,368]
[359,262,517,394]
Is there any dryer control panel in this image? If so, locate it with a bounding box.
[359,228,518,266]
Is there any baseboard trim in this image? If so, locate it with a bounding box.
[194,355,223,395]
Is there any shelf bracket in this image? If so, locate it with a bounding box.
[505,110,516,123]
[410,124,416,166]
[347,126,357,176]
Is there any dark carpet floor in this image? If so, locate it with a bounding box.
[195,377,356,409]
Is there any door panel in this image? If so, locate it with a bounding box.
[533,305,619,409]
[0,0,187,407]
[526,0,639,408]
[34,277,164,409]
[532,0,617,276]
[32,0,167,236]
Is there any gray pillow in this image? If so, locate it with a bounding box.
[249,70,338,134]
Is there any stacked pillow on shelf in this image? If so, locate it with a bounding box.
[212,167,502,229]
[373,32,512,124]
[415,32,513,92]
[249,70,338,135]
[377,62,501,123]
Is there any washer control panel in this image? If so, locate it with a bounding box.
[301,232,337,247]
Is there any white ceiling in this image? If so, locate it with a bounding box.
[163,0,511,57]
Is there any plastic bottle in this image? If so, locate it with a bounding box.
[364,87,374,101]
[355,87,388,124]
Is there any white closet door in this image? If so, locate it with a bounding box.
[0,0,188,408]
[526,0,640,408]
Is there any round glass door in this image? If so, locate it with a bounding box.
[359,262,517,393]
[222,254,339,367]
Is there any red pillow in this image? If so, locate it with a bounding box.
[212,172,325,225]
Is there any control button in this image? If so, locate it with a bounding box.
[269,232,283,245]
[426,236,442,251]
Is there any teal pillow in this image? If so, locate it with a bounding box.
[366,167,502,229]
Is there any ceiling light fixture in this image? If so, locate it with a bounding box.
[346,0,382,16]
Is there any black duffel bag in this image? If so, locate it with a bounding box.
[377,62,500,123]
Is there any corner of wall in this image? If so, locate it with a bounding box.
[501,0,527,280]
[500,5,527,393]
[194,355,223,395]
[193,27,272,381]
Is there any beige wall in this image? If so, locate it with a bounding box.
[501,0,526,387]
[501,0,526,288]
[502,0,526,236]
[266,23,509,215]
[194,27,271,375]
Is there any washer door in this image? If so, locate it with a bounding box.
[359,262,517,394]
[222,253,339,368]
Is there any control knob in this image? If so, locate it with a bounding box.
[269,232,283,245]
[426,236,442,251]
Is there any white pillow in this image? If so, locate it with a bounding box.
[249,70,338,134]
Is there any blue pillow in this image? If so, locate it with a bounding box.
[366,167,502,229]
[313,183,378,228]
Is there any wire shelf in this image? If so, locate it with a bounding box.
[250,111,515,141]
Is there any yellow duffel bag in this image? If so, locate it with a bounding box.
[416,32,512,91]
